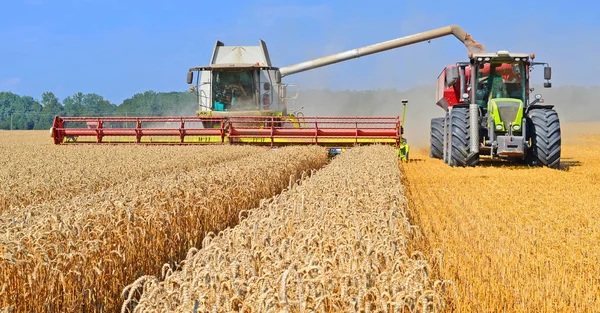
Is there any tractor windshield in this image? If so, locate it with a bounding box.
[475,62,526,106]
[212,70,258,111]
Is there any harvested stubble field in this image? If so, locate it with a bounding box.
[123,145,454,313]
[0,131,328,313]
[400,123,600,312]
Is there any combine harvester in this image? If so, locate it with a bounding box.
[50,25,483,160]
[430,51,561,168]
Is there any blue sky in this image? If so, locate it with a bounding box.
[0,0,598,104]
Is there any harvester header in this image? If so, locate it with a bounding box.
[51,24,483,159]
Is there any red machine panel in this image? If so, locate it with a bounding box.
[51,115,403,147]
[51,116,227,144]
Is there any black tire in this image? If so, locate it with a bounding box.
[449,107,479,167]
[527,108,561,168]
[430,117,444,159]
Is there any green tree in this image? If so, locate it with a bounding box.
[82,93,116,115]
[63,92,85,116]
[39,92,63,128]
[41,92,63,114]
[0,92,44,130]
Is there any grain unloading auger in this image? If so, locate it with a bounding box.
[51,25,480,159]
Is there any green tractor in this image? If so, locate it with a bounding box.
[430,50,560,168]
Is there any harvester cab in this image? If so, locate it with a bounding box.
[430,50,561,168]
[186,40,299,121]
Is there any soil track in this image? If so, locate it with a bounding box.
[400,123,600,312]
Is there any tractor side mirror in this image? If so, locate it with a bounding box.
[187,71,194,84]
[544,66,552,80]
[446,67,459,87]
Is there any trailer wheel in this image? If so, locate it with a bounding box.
[527,108,561,168]
[429,117,444,159]
[449,107,479,167]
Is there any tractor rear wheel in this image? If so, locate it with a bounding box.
[449,107,479,167]
[429,117,444,159]
[527,108,561,168]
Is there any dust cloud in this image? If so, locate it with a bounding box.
[293,85,600,149]
[293,86,441,148]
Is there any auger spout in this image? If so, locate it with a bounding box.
[279,25,483,78]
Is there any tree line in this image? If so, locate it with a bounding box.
[2,85,598,130]
[0,91,198,130]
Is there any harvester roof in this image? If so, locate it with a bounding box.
[189,63,278,72]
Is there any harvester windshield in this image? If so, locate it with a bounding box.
[190,64,279,115]
[475,62,526,107]
[212,70,257,111]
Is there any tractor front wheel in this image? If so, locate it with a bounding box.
[429,117,444,159]
[527,108,561,168]
[449,107,479,167]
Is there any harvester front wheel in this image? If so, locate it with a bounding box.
[527,108,561,168]
[429,117,444,159]
[449,107,479,167]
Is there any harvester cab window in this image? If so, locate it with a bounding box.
[212,71,256,111]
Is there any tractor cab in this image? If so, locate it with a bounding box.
[468,51,552,136]
[474,62,526,107]
[471,53,528,136]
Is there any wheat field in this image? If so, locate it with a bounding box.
[122,145,453,313]
[0,131,265,213]
[1,122,599,313]
[0,131,328,313]
[400,123,600,312]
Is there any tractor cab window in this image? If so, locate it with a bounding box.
[212,70,257,111]
[475,62,525,106]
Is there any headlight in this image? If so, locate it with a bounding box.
[495,124,503,131]
[513,125,521,131]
